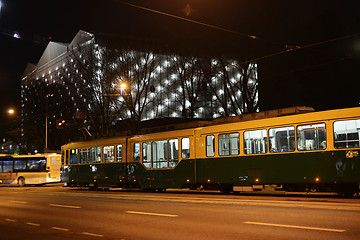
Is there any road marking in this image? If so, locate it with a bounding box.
[8,200,27,204]
[82,232,104,237]
[5,218,16,222]
[26,222,40,226]
[244,221,346,232]
[51,226,70,231]
[49,204,81,209]
[126,210,178,218]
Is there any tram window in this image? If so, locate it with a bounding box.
[66,150,70,165]
[116,145,123,162]
[3,161,13,172]
[244,129,267,154]
[142,142,151,169]
[70,149,79,164]
[152,140,168,169]
[80,149,90,164]
[61,151,65,165]
[0,161,2,172]
[297,123,326,151]
[269,126,295,153]
[103,146,115,162]
[334,119,360,149]
[206,135,215,157]
[219,133,239,156]
[169,139,179,168]
[90,147,101,163]
[181,138,190,158]
[134,143,140,161]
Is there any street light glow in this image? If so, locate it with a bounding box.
[8,108,15,115]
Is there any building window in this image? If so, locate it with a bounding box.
[334,119,360,149]
[244,129,267,154]
[297,123,326,151]
[219,133,239,156]
[269,126,295,152]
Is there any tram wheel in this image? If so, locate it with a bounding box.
[336,184,358,197]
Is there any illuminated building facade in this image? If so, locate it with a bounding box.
[21,30,258,151]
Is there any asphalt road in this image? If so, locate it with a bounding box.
[1,185,360,240]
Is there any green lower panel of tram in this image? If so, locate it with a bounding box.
[62,150,360,191]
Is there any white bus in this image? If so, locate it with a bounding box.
[0,153,61,186]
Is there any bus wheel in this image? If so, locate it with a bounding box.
[18,177,25,187]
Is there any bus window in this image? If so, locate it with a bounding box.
[0,161,2,172]
[90,147,101,163]
[142,142,151,169]
[297,123,326,151]
[70,149,79,164]
[334,119,360,148]
[169,139,179,168]
[181,138,190,158]
[219,133,239,156]
[80,149,90,164]
[116,145,123,162]
[103,146,115,162]
[244,129,268,154]
[152,140,168,169]
[134,143,140,161]
[206,135,215,157]
[3,161,13,172]
[14,160,27,172]
[269,126,295,152]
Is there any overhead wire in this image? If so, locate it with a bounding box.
[115,0,360,66]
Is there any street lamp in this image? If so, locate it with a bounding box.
[119,83,127,95]
[8,108,15,115]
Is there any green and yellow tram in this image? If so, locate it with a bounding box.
[61,107,360,196]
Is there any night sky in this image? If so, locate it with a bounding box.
[1,0,359,134]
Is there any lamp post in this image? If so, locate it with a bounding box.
[0,1,3,27]
[45,94,53,152]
